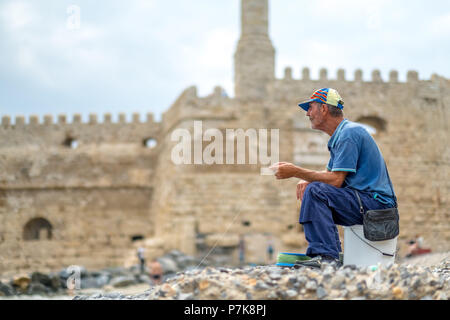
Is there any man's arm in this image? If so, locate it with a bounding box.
[293,166,347,188]
[272,163,348,188]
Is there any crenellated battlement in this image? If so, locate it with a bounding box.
[1,112,159,129]
[0,111,163,149]
[280,67,430,84]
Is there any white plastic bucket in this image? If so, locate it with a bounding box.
[343,225,397,268]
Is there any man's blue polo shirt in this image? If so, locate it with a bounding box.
[326,119,396,206]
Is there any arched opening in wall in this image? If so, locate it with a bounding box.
[143,137,157,149]
[23,218,53,241]
[130,234,144,242]
[63,136,78,149]
[355,116,387,136]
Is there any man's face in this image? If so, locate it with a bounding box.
[306,101,325,130]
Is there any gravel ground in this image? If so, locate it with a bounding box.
[0,283,152,300]
[72,252,449,300]
[2,252,448,300]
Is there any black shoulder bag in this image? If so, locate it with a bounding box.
[352,162,399,256]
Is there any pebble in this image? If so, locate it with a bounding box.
[287,277,297,286]
[285,290,298,299]
[305,280,318,291]
[322,266,334,278]
[392,287,404,299]
[356,280,367,294]
[316,286,327,299]
[267,291,278,299]
[255,281,269,291]
[433,292,447,300]
[269,273,281,281]
[297,275,308,287]
[331,274,346,289]
[104,292,121,299]
[178,293,194,300]
[412,278,421,290]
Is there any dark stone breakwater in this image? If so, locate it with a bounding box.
[0,250,208,297]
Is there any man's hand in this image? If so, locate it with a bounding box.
[297,181,310,200]
[270,162,299,180]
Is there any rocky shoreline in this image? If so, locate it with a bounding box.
[0,250,207,298]
[0,266,153,298]
[1,251,449,300]
[73,256,449,301]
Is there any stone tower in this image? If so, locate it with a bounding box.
[234,0,275,100]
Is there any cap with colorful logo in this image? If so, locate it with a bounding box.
[298,88,344,111]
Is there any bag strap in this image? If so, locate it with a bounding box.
[349,227,395,257]
[353,189,364,214]
[383,161,398,208]
[352,189,395,257]
[353,161,397,209]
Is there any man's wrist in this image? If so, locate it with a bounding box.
[293,165,304,179]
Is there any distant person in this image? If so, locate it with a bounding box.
[406,234,431,258]
[137,247,146,274]
[266,236,274,264]
[239,235,245,266]
[416,235,424,248]
[149,259,163,286]
[406,238,418,258]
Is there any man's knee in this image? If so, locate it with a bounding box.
[304,181,328,198]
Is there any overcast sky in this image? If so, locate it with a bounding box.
[1,0,449,123]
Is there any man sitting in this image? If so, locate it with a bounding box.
[271,88,397,268]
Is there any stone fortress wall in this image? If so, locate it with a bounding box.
[0,113,162,275]
[0,0,449,277]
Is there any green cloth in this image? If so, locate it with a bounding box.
[277,252,311,264]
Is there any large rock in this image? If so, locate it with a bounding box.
[110,276,137,288]
[81,277,103,289]
[157,257,179,274]
[95,273,111,287]
[12,275,31,292]
[59,269,71,281]
[167,250,184,260]
[48,273,64,291]
[135,274,151,284]
[175,255,198,269]
[27,283,51,295]
[0,282,15,296]
[31,272,52,287]
[100,267,128,277]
